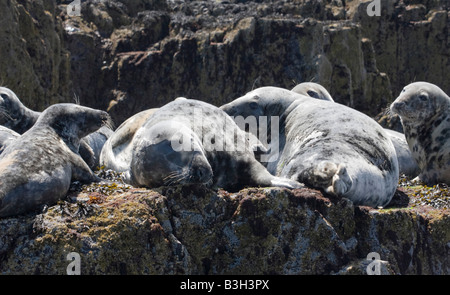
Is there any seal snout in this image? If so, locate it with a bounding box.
[191,165,213,184]
[190,155,213,184]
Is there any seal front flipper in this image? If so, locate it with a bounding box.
[70,154,102,183]
[270,176,304,189]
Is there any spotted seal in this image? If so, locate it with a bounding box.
[390,82,450,185]
[221,86,399,207]
[0,103,110,218]
[291,82,334,102]
[105,98,303,192]
[0,87,113,168]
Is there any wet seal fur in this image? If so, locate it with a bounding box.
[105,98,303,192]
[0,87,113,169]
[0,103,109,218]
[390,82,450,185]
[221,86,399,207]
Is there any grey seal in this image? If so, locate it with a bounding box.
[0,87,113,169]
[0,103,110,218]
[291,82,334,102]
[104,98,303,192]
[390,81,450,185]
[221,86,399,207]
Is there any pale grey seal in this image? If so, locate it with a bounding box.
[292,83,419,178]
[390,81,450,185]
[221,86,399,207]
[0,103,110,218]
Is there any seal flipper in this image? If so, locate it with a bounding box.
[270,176,304,189]
[298,161,352,196]
[70,154,101,183]
[248,160,304,189]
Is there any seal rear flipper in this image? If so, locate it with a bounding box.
[298,161,352,196]
[270,176,304,189]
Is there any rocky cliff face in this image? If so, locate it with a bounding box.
[1,1,447,123]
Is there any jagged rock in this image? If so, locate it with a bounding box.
[0,184,449,274]
[0,0,71,110]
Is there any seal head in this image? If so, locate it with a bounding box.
[127,121,213,187]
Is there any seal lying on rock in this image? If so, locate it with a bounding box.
[221,87,399,207]
[390,82,450,185]
[103,98,303,192]
[0,103,110,218]
[0,87,113,169]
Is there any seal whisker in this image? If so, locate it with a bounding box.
[0,106,13,122]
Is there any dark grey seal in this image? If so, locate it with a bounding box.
[221,87,399,208]
[0,103,110,218]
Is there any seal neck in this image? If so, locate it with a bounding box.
[10,107,40,134]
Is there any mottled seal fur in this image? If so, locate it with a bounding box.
[0,103,110,218]
[292,83,419,178]
[221,87,399,207]
[0,87,113,168]
[291,82,334,102]
[0,126,19,155]
[105,98,303,192]
[390,82,450,185]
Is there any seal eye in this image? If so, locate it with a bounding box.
[249,102,258,110]
[0,94,8,100]
[418,93,428,101]
[307,90,320,99]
